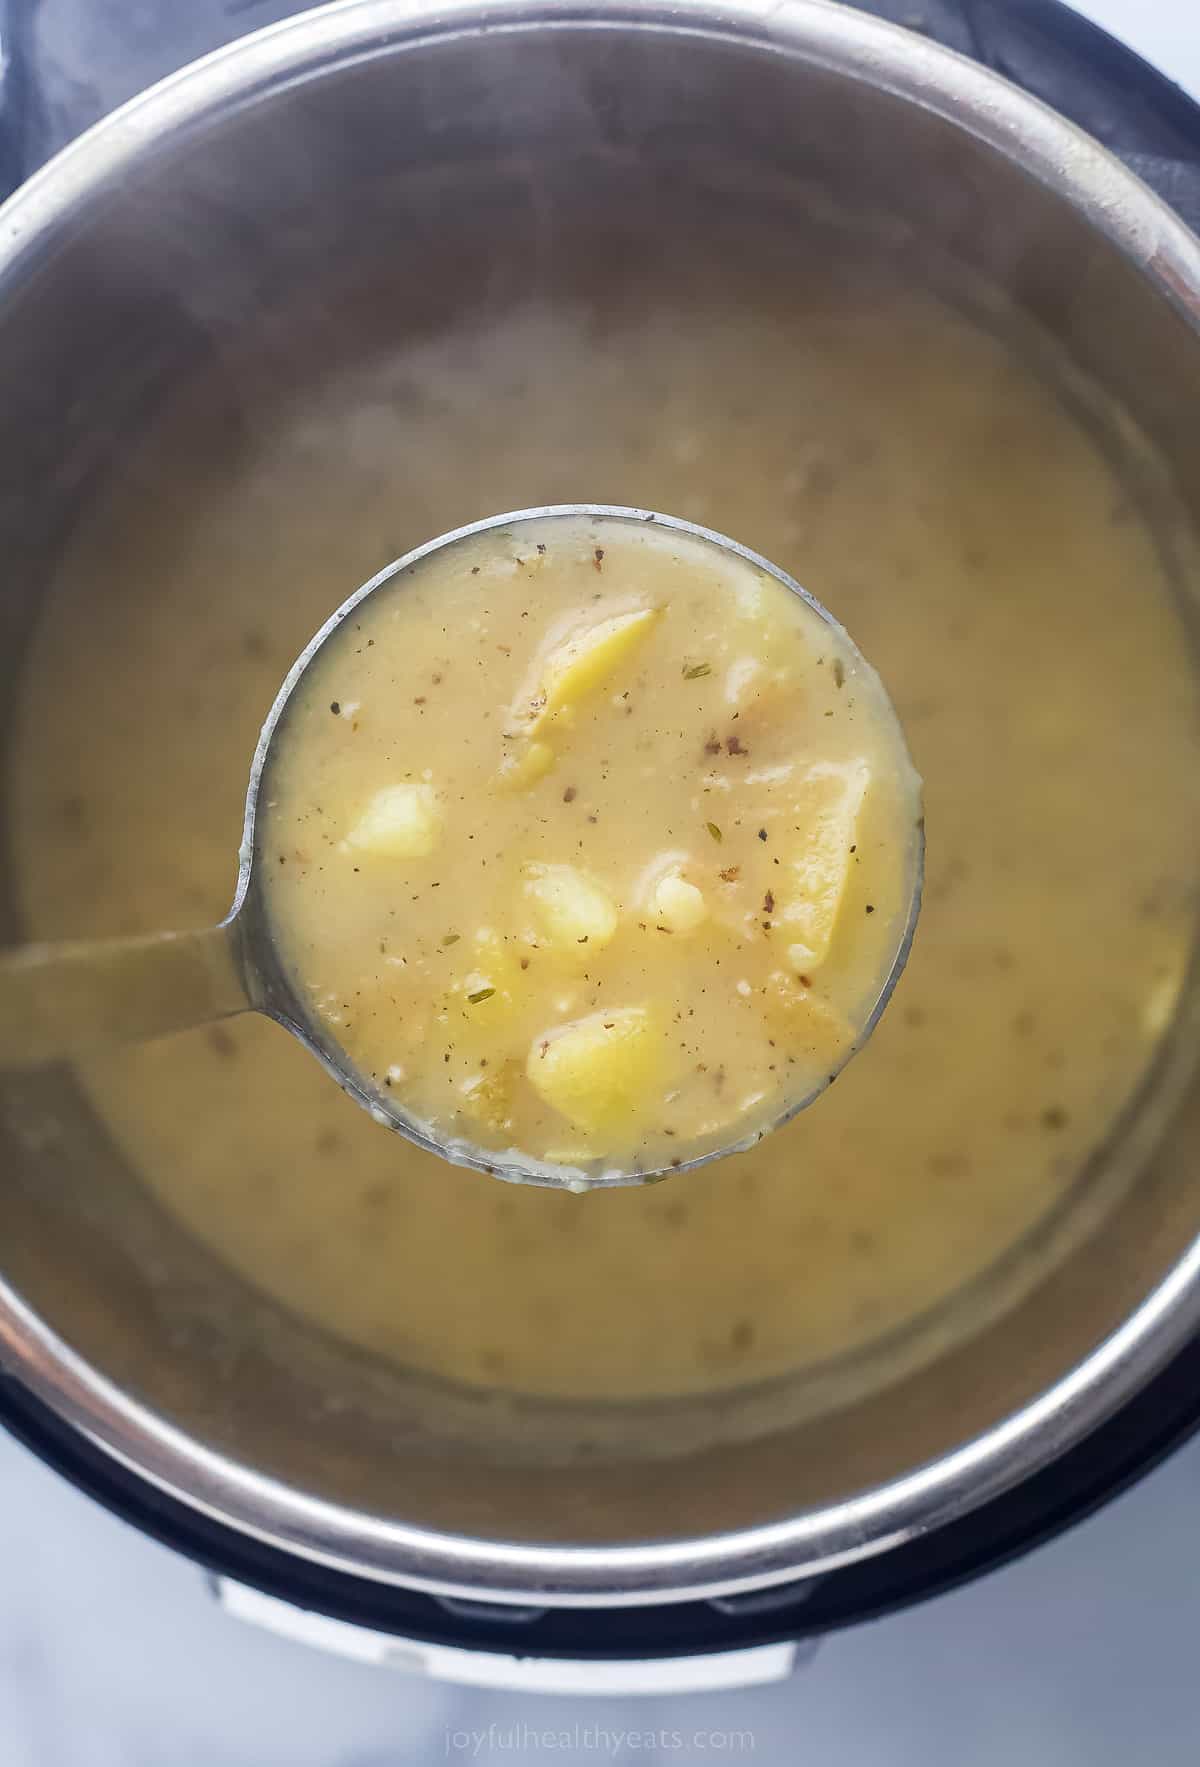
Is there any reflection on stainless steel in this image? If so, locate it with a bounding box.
[0,0,1198,1607]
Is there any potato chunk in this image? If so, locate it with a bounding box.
[527,1007,663,1137]
[764,970,855,1062]
[459,1060,520,1135]
[524,863,619,950]
[521,608,657,734]
[730,570,803,677]
[344,783,441,857]
[652,871,708,934]
[780,760,870,969]
[496,739,555,792]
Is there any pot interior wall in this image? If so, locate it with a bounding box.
[1,20,1199,1556]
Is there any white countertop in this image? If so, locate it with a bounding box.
[9,1395,1200,1766]
[4,3,1200,1762]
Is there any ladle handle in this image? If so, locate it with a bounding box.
[0,921,250,1068]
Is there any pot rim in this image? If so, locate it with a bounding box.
[3,0,1200,1607]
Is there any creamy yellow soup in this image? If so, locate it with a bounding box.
[262,512,921,1176]
[9,233,1199,1401]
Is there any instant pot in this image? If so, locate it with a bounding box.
[2,0,1200,1692]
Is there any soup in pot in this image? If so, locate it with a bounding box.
[10,226,1199,1402]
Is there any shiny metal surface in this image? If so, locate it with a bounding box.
[0,0,1198,1606]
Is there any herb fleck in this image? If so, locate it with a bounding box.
[467,987,496,1004]
[441,932,461,947]
[329,701,340,715]
[683,662,712,680]
[706,821,723,842]
[832,657,845,688]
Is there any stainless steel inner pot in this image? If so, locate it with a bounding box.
[2,0,1200,1608]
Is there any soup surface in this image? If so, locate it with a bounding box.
[262,511,921,1176]
[10,232,1199,1400]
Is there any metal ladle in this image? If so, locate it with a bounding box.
[0,507,923,1188]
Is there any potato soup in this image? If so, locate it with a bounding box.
[261,511,921,1176]
[10,227,1198,1400]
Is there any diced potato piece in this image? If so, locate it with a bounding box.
[521,608,657,733]
[527,1007,664,1137]
[459,1059,520,1136]
[524,864,619,951]
[731,571,801,672]
[729,568,769,623]
[653,871,708,934]
[724,653,796,720]
[542,1144,600,1167]
[496,739,555,792]
[779,760,870,969]
[724,656,763,709]
[764,970,855,1061]
[344,783,441,857]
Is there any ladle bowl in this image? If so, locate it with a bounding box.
[0,504,924,1189]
